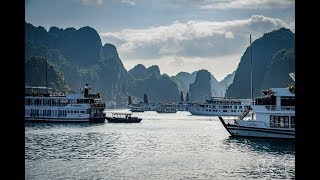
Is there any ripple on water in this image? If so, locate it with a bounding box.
[25,112,295,179]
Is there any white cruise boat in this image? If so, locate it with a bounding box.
[25,84,106,123]
[219,87,295,139]
[188,98,251,116]
[219,35,295,139]
[156,103,177,113]
[130,103,145,112]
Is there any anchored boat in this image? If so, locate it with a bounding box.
[25,84,106,123]
[106,112,142,123]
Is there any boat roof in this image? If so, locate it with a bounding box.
[269,88,294,97]
[66,94,84,99]
[110,112,133,115]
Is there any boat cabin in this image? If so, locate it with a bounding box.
[254,88,295,110]
[109,112,133,119]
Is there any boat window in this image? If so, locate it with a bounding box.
[281,97,295,106]
[270,115,289,128]
[290,116,295,128]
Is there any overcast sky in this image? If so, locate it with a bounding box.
[26,0,295,81]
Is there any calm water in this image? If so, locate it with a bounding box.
[25,110,295,179]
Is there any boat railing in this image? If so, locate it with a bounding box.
[90,103,106,108]
[264,105,295,111]
[85,94,100,98]
[280,106,295,111]
[264,105,277,111]
[239,107,250,120]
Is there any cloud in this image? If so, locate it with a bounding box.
[121,0,135,6]
[200,0,294,10]
[100,15,291,60]
[289,21,295,33]
[81,0,103,6]
[225,31,234,39]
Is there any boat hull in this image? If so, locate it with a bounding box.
[219,117,295,139]
[106,117,142,123]
[156,111,177,113]
[131,110,145,112]
[25,117,105,123]
[189,110,239,116]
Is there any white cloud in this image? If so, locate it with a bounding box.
[200,0,294,10]
[100,15,290,59]
[289,21,295,33]
[100,15,292,78]
[81,0,103,6]
[225,31,234,39]
[121,0,135,6]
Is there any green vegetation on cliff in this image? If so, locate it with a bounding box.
[25,56,71,93]
[227,28,295,98]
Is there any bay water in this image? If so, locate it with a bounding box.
[25,110,295,179]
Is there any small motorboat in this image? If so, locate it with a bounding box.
[106,112,142,123]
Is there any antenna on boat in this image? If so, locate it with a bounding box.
[250,34,253,104]
[45,58,48,94]
[225,83,227,99]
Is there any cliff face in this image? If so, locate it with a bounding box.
[170,72,196,96]
[127,65,179,102]
[26,23,102,67]
[171,70,235,99]
[25,22,180,106]
[25,22,130,106]
[226,28,295,98]
[261,48,295,90]
[128,64,161,79]
[189,70,211,102]
[25,56,71,93]
[217,71,236,97]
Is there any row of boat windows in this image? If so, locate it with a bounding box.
[27,109,87,117]
[206,100,243,105]
[255,96,295,106]
[198,109,242,113]
[197,105,246,109]
[270,115,295,128]
[25,98,95,106]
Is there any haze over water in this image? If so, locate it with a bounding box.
[25,111,295,179]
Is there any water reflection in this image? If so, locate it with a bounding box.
[25,121,103,129]
[222,136,295,155]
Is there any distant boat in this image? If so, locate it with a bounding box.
[106,112,142,123]
[156,103,177,113]
[188,97,251,116]
[130,103,145,112]
[177,102,190,111]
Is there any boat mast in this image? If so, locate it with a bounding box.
[250,34,253,104]
[46,58,48,94]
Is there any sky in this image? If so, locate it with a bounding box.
[25,0,295,81]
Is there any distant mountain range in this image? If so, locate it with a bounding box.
[25,22,294,106]
[171,70,235,98]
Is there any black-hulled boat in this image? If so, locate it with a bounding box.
[106,112,142,123]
